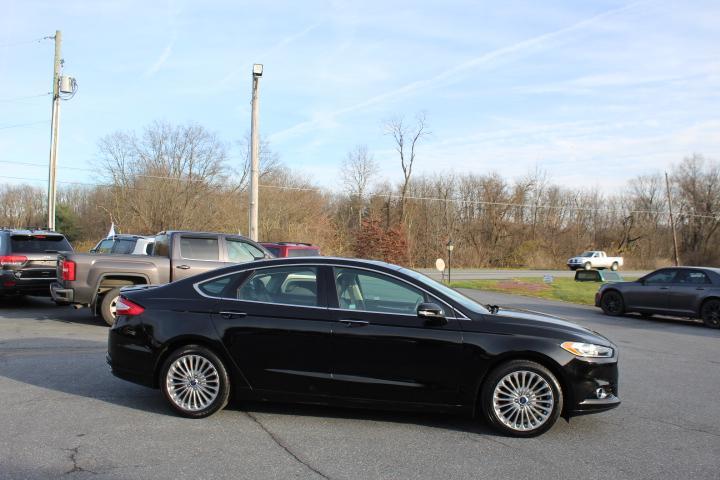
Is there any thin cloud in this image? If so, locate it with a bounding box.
[269,1,649,142]
[145,40,175,76]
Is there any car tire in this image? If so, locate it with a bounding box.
[584,262,592,270]
[600,291,625,316]
[700,299,720,329]
[100,287,122,326]
[480,360,563,437]
[611,262,619,271]
[160,345,230,418]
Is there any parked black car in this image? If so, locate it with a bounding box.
[0,228,73,298]
[596,266,720,328]
[108,257,620,437]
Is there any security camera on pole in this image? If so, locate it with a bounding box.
[248,64,263,241]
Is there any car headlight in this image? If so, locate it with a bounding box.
[561,341,613,358]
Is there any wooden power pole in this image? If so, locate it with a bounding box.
[47,30,62,231]
[665,171,680,266]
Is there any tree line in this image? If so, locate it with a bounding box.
[1,120,718,269]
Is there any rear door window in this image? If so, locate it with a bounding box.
[236,266,319,306]
[180,236,219,261]
[10,235,72,253]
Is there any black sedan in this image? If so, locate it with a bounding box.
[596,266,720,328]
[108,257,620,437]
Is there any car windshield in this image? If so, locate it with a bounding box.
[398,267,489,314]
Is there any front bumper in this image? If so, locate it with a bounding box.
[565,356,621,417]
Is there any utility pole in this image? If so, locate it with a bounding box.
[665,171,680,266]
[47,30,62,231]
[248,64,263,241]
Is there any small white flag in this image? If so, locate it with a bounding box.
[107,222,116,239]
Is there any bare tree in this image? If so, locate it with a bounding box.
[235,132,282,190]
[385,112,429,223]
[340,145,378,226]
[97,122,230,233]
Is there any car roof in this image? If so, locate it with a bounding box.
[105,234,151,240]
[260,242,318,247]
[158,230,254,240]
[1,228,64,236]
[655,266,720,274]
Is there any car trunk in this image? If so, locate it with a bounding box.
[10,234,72,279]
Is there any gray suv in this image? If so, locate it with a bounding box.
[0,228,73,297]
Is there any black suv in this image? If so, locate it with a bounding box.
[0,228,73,297]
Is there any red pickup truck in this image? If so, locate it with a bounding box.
[260,242,320,258]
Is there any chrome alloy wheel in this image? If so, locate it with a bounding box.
[492,370,555,432]
[165,354,220,412]
[109,296,118,318]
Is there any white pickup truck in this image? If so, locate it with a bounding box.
[567,251,623,271]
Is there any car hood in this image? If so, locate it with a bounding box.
[484,306,613,346]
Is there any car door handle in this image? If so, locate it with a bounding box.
[339,319,369,327]
[176,265,191,270]
[696,287,706,291]
[659,286,669,290]
[219,311,247,319]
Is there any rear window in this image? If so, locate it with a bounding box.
[180,236,219,261]
[152,235,170,257]
[10,235,72,253]
[287,248,319,257]
[113,239,136,254]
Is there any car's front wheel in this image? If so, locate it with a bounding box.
[700,299,720,329]
[600,291,624,316]
[160,345,230,418]
[480,360,563,437]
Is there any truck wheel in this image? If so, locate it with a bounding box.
[583,262,592,270]
[100,287,122,326]
[611,262,619,271]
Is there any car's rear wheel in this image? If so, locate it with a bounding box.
[480,360,563,437]
[160,345,230,418]
[700,299,720,329]
[611,262,619,271]
[600,291,624,316]
[100,287,122,326]
[584,262,592,270]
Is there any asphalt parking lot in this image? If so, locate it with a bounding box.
[1,292,718,480]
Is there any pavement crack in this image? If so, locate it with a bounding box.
[63,446,97,476]
[244,411,333,480]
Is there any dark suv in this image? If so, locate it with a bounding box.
[0,228,73,297]
[260,242,320,257]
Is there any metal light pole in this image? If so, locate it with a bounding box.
[248,64,263,241]
[47,30,62,231]
[446,239,454,284]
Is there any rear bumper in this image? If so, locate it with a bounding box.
[0,271,53,296]
[50,282,75,303]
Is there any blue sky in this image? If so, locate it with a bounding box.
[1,0,719,191]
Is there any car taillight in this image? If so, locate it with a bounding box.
[0,255,27,267]
[61,260,76,281]
[115,297,145,316]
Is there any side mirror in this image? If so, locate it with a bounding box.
[417,302,447,325]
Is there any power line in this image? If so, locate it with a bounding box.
[0,93,51,103]
[0,120,49,131]
[1,172,719,220]
[0,36,53,48]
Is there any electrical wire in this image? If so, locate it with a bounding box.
[0,36,51,48]
[0,172,718,220]
[0,120,49,130]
